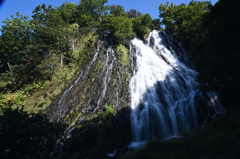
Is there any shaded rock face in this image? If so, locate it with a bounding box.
[46,34,133,158]
[58,107,132,159]
[46,35,131,125]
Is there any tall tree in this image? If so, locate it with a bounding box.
[32,4,80,69]
[0,12,35,73]
[0,12,44,87]
[159,0,212,51]
[0,4,81,88]
[57,2,78,24]
[127,9,142,18]
[152,19,162,30]
[109,5,125,16]
[132,14,153,40]
[78,0,109,27]
[98,12,135,45]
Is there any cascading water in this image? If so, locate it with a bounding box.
[129,30,225,145]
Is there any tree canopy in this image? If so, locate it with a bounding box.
[132,14,154,40]
[159,0,212,51]
[98,12,135,44]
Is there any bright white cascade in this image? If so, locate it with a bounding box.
[129,30,225,145]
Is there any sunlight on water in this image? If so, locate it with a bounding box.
[129,30,225,145]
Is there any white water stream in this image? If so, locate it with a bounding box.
[129,30,225,146]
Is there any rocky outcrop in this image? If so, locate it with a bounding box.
[46,34,133,158]
[46,34,131,123]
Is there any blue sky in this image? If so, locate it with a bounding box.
[0,0,218,29]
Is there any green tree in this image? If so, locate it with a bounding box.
[0,4,81,89]
[0,12,35,73]
[159,0,212,51]
[78,0,109,27]
[32,4,80,69]
[132,14,153,40]
[31,4,54,25]
[152,19,162,30]
[98,12,135,45]
[127,9,142,18]
[57,2,78,24]
[0,12,44,88]
[109,5,125,16]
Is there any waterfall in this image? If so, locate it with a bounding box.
[47,30,226,157]
[129,30,225,145]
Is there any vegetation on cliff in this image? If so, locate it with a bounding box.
[0,0,240,158]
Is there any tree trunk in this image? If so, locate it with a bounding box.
[7,62,16,86]
[60,53,63,69]
[70,38,74,51]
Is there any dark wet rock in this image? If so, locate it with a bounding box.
[45,36,131,124]
[149,36,155,49]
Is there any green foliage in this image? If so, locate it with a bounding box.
[57,2,78,24]
[104,104,114,114]
[116,44,129,67]
[0,12,37,73]
[151,19,161,30]
[97,104,115,122]
[132,14,153,40]
[98,12,135,44]
[127,9,142,18]
[78,0,109,16]
[0,31,84,112]
[32,5,80,55]
[159,0,212,51]
[78,14,97,27]
[109,5,125,16]
[0,106,65,159]
[0,92,27,110]
[24,81,46,95]
[78,0,109,27]
[0,4,83,89]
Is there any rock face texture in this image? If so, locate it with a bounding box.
[46,34,132,124]
[46,35,133,158]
